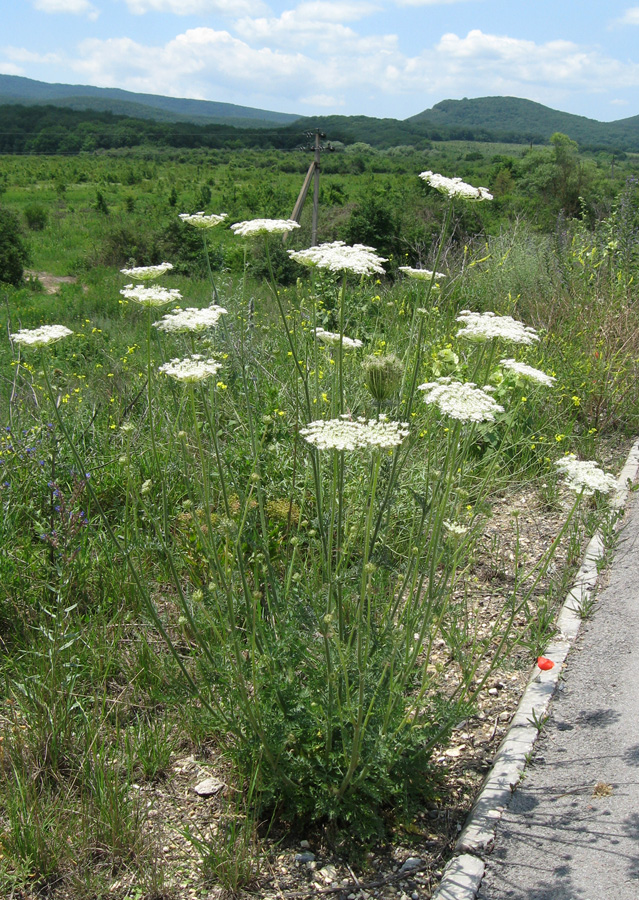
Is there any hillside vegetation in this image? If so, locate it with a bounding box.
[2,74,639,150]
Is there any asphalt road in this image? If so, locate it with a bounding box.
[477,492,639,900]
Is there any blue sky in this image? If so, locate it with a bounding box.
[2,1,639,121]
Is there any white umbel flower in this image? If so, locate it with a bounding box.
[154,305,228,333]
[158,355,222,383]
[288,241,387,276]
[555,455,617,496]
[314,328,363,350]
[399,266,447,280]
[120,284,182,307]
[300,415,409,452]
[444,520,468,535]
[418,377,504,423]
[420,171,493,202]
[120,262,173,281]
[179,212,227,228]
[11,324,73,347]
[456,311,539,345]
[500,359,555,386]
[230,218,300,237]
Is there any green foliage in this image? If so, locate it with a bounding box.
[0,203,30,285]
[23,201,48,231]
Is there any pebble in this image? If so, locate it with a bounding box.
[193,777,225,796]
[294,851,315,864]
[399,857,422,875]
[318,864,338,884]
[300,839,310,849]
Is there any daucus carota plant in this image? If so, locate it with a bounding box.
[13,175,618,843]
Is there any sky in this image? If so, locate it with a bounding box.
[2,1,639,122]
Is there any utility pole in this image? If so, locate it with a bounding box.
[285,129,333,245]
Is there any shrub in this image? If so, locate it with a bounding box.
[0,205,31,286]
[24,202,49,231]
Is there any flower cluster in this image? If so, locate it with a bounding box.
[179,212,227,228]
[154,305,228,333]
[420,171,493,202]
[500,359,555,386]
[300,415,409,452]
[120,284,182,307]
[314,328,363,350]
[230,218,300,238]
[444,520,468,535]
[418,377,504,423]
[158,355,223,383]
[120,263,173,281]
[555,455,617,496]
[456,311,539,345]
[288,241,387,276]
[399,266,447,281]
[11,324,73,347]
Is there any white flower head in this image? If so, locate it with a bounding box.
[120,284,182,307]
[288,241,386,276]
[230,218,300,238]
[500,359,555,386]
[300,414,409,452]
[120,262,173,281]
[420,171,493,202]
[418,377,504,423]
[11,324,73,347]
[314,328,363,350]
[158,355,222,383]
[555,455,617,496]
[456,311,539,345]
[154,305,228,333]
[399,266,447,281]
[444,520,468,535]
[179,212,227,228]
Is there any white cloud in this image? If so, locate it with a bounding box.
[70,29,309,101]
[234,1,393,62]
[428,29,639,90]
[3,47,64,66]
[394,0,477,6]
[124,0,266,15]
[33,0,99,17]
[613,7,639,25]
[0,62,25,76]
[300,93,344,106]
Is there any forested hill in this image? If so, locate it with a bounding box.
[408,97,639,149]
[0,74,300,129]
[1,95,639,155]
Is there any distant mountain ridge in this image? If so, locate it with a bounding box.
[0,74,301,129]
[1,75,638,151]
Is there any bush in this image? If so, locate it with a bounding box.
[0,205,31,286]
[23,203,48,231]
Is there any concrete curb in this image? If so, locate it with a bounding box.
[431,439,639,899]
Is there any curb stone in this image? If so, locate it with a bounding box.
[430,438,639,900]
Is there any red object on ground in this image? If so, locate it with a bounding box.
[537,656,555,670]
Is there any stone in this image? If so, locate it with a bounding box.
[398,857,422,875]
[193,777,225,796]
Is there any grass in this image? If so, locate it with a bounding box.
[0,151,638,897]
